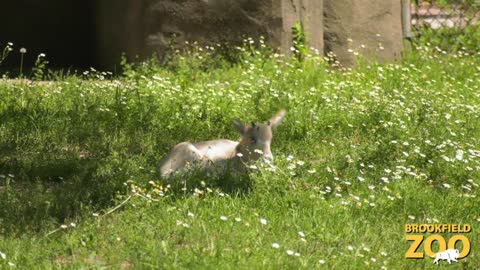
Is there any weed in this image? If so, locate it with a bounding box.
[291,22,308,62]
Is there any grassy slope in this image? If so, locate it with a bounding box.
[1,44,480,269]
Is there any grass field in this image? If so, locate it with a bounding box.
[1,38,480,269]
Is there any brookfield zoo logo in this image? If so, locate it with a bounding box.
[405,224,472,265]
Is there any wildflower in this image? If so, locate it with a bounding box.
[260,218,268,225]
[70,222,76,227]
[443,183,451,189]
[456,150,464,161]
[408,215,415,220]
[220,216,228,221]
[0,251,6,259]
[286,250,294,255]
[272,243,280,249]
[19,48,26,54]
[298,231,305,237]
[318,259,326,264]
[254,149,263,154]
[234,217,241,222]
[60,224,68,229]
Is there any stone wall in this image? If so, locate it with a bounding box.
[280,0,323,54]
[0,0,402,69]
[96,0,147,69]
[96,0,326,68]
[324,0,403,66]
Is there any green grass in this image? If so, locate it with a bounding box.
[1,40,480,269]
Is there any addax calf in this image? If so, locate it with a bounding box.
[159,110,286,177]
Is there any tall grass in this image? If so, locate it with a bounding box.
[0,37,479,268]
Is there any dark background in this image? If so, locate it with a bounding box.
[0,0,97,73]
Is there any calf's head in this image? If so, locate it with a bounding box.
[232,110,286,163]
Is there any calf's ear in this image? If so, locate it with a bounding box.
[232,119,245,134]
[268,109,286,129]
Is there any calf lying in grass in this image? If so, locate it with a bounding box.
[159,110,286,177]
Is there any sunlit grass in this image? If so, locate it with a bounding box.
[0,38,480,269]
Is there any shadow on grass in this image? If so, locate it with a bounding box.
[0,154,254,235]
[0,155,127,235]
[158,168,253,199]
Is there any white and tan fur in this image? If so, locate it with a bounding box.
[159,110,286,177]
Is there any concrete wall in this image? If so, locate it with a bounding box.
[96,0,148,69]
[324,0,403,66]
[0,0,402,69]
[97,0,401,68]
[95,0,325,68]
[281,0,323,53]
